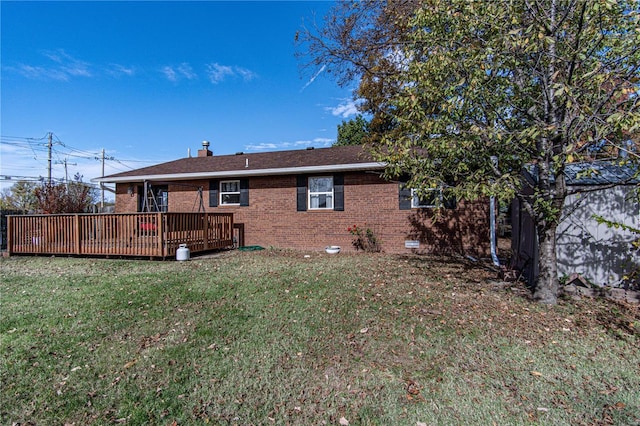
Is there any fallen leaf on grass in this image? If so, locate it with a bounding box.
[530,371,543,377]
[124,359,137,369]
[339,417,349,425]
[599,386,619,395]
[406,380,421,395]
[605,402,626,410]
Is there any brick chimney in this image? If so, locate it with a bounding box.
[198,140,212,157]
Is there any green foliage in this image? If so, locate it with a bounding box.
[379,0,639,204]
[335,114,369,146]
[301,0,640,302]
[0,180,38,212]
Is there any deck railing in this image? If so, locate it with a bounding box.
[7,212,234,258]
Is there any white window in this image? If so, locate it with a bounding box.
[308,176,334,210]
[411,188,441,208]
[220,180,241,205]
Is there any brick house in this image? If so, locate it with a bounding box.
[95,144,491,255]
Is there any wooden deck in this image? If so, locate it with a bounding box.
[7,212,234,259]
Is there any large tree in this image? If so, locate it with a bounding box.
[335,114,369,146]
[300,0,640,304]
[0,180,38,212]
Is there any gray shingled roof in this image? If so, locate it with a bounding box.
[564,162,638,185]
[94,145,384,183]
[524,161,639,186]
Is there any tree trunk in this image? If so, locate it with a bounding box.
[534,225,559,304]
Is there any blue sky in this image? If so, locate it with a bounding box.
[0,1,357,193]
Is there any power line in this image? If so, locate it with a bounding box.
[2,132,170,187]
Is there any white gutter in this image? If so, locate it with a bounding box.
[92,162,387,184]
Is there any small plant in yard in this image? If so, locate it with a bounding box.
[347,223,381,252]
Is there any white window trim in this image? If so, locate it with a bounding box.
[411,188,442,208]
[219,179,241,205]
[308,176,334,210]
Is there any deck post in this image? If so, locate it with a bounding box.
[157,212,164,258]
[75,214,82,255]
[7,216,13,256]
[203,213,209,251]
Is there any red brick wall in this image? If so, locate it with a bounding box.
[115,173,490,256]
[115,184,138,212]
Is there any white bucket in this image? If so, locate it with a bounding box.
[176,244,190,261]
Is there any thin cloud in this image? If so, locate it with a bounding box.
[10,49,93,81]
[245,142,279,151]
[161,63,197,82]
[326,98,359,118]
[108,64,136,77]
[245,137,334,152]
[311,138,334,147]
[15,64,66,81]
[177,63,197,80]
[236,67,257,81]
[300,64,326,91]
[206,63,233,83]
[43,49,92,78]
[161,66,178,81]
[206,63,257,84]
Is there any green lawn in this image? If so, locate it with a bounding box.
[1,250,638,425]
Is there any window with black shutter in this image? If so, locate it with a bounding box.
[297,174,344,211]
[210,179,249,207]
[333,174,344,211]
[399,183,456,210]
[209,179,219,207]
[239,179,249,206]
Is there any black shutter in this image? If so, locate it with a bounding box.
[399,183,412,210]
[333,174,344,211]
[239,179,249,206]
[209,180,219,207]
[296,175,307,211]
[137,185,144,212]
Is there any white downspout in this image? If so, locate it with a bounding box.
[490,155,500,267]
[490,196,500,267]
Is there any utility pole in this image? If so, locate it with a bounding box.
[54,158,77,187]
[101,148,105,209]
[64,158,68,187]
[47,132,53,185]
